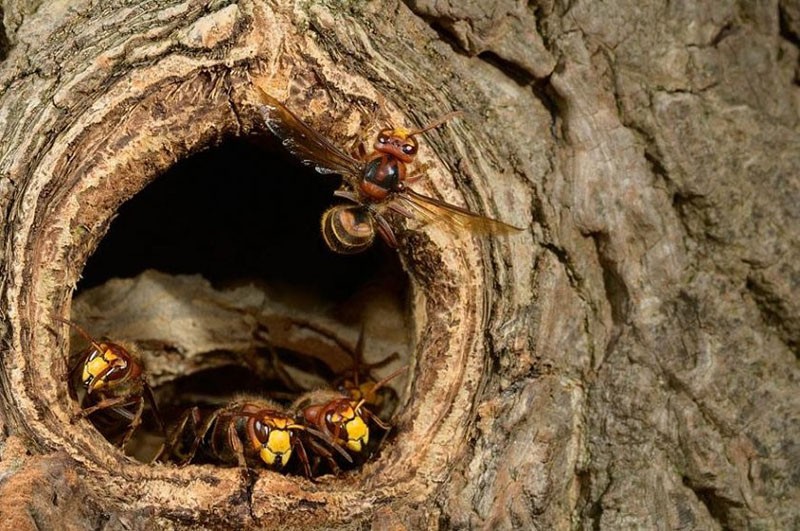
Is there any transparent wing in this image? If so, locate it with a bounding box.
[255,87,363,183]
[394,187,524,235]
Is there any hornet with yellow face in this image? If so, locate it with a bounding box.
[292,366,406,472]
[161,398,352,477]
[58,317,163,448]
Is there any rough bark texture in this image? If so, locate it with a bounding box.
[0,0,798,529]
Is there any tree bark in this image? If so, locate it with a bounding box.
[1,0,798,529]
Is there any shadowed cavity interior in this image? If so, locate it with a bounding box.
[69,136,411,468]
[79,137,395,298]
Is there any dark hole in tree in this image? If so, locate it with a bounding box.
[78,137,399,300]
[71,136,410,471]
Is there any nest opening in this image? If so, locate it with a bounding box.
[77,136,395,298]
[67,135,412,471]
[7,72,488,525]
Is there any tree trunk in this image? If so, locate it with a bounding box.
[1,0,798,529]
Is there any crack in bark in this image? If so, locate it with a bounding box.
[539,242,581,289]
[709,22,738,48]
[779,3,800,87]
[537,240,606,373]
[476,50,536,86]
[0,7,10,62]
[244,468,257,525]
[422,18,471,57]
[403,2,554,86]
[745,275,800,358]
[532,78,559,138]
[580,464,613,531]
[779,3,800,48]
[682,475,742,528]
[589,232,630,327]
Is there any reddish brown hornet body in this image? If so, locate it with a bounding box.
[291,366,407,471]
[57,318,163,448]
[161,398,352,477]
[256,87,522,254]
